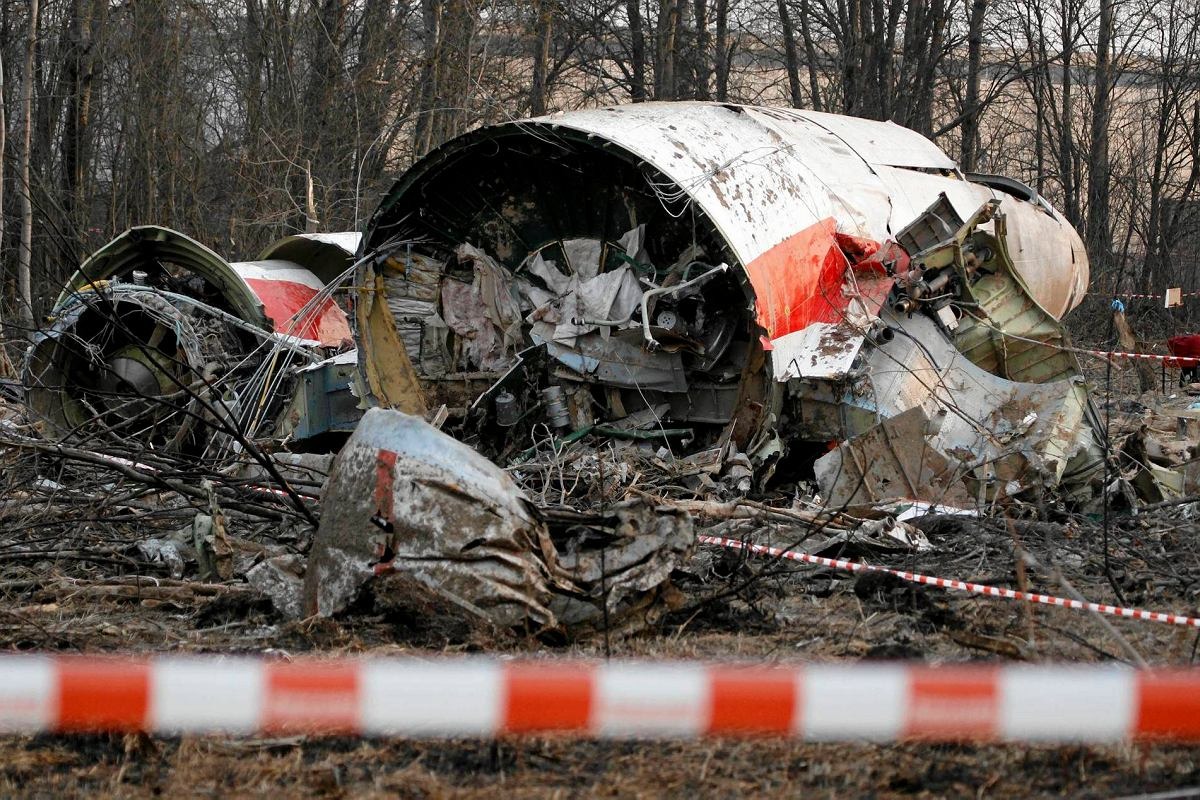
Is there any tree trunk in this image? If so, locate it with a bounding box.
[17,0,39,331]
[960,0,988,171]
[1086,0,1114,268]
[654,0,681,100]
[798,0,823,111]
[61,0,102,264]
[693,0,710,100]
[713,0,728,101]
[1033,81,1044,195]
[305,160,318,233]
[627,0,647,101]
[530,0,554,115]
[244,0,265,139]
[671,0,686,97]
[429,0,474,147]
[411,0,442,154]
[0,46,6,308]
[1143,78,1171,292]
[778,0,803,107]
[1058,0,1079,225]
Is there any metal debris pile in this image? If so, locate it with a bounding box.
[6,102,1198,645]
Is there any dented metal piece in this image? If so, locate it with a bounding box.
[303,407,694,634]
[303,407,559,628]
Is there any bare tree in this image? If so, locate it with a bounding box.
[777,0,803,107]
[530,0,555,115]
[960,0,989,171]
[713,0,730,101]
[654,0,684,99]
[59,0,105,264]
[0,47,6,321]
[693,0,711,99]
[627,0,648,100]
[1085,0,1115,266]
[16,0,38,330]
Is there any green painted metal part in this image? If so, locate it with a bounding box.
[951,215,1083,385]
[55,225,267,328]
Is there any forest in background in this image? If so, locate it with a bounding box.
[0,0,1197,338]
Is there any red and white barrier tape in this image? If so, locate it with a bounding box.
[1124,291,1200,300]
[699,535,1200,629]
[1080,348,1200,365]
[0,655,1199,741]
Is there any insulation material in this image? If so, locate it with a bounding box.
[379,251,448,376]
[543,265,643,344]
[442,245,524,372]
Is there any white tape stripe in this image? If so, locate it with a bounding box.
[360,661,501,736]
[152,659,263,733]
[594,664,707,737]
[0,657,53,733]
[803,663,906,740]
[700,535,1200,629]
[1000,668,1133,741]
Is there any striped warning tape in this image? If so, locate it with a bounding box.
[1123,291,1200,300]
[0,655,1198,741]
[960,314,1199,366]
[698,535,1200,628]
[1080,348,1200,365]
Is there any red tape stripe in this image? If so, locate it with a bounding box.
[708,667,797,735]
[56,658,149,732]
[503,663,593,732]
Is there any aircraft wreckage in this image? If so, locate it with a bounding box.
[348,102,1100,500]
[23,102,1106,634]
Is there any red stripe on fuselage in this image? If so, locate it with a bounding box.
[244,277,352,347]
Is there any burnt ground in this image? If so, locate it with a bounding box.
[1,503,1200,799]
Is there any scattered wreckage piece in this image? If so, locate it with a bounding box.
[302,408,694,636]
[1114,413,1199,505]
[302,407,560,628]
[812,308,1103,506]
[24,226,359,457]
[814,407,975,509]
[657,496,931,553]
[800,196,1105,506]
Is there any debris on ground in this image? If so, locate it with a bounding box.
[5,102,1200,796]
[11,103,1200,634]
